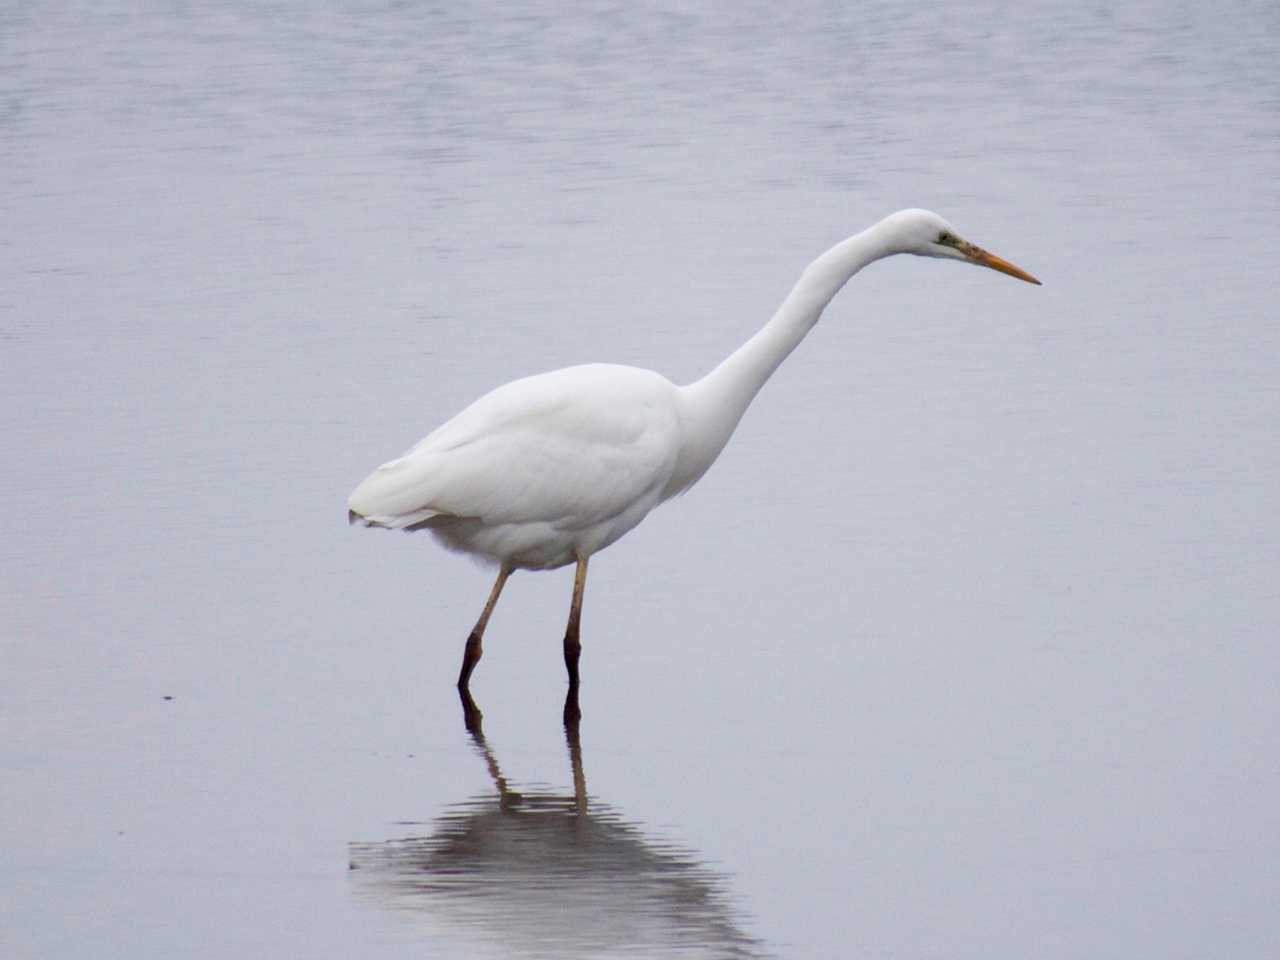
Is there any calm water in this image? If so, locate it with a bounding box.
[4,2,1279,957]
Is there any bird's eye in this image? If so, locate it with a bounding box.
[936,231,954,245]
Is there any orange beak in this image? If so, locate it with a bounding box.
[959,240,1041,285]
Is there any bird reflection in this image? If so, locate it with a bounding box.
[349,688,769,959]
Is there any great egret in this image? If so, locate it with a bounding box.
[349,209,1039,692]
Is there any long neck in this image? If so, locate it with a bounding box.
[666,224,896,496]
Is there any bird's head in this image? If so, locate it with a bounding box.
[882,208,1041,285]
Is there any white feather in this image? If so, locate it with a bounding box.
[349,363,681,568]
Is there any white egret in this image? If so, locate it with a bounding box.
[349,209,1040,692]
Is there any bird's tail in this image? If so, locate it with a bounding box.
[347,505,441,530]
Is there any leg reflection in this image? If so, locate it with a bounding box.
[455,687,521,810]
[352,690,768,957]
[455,687,586,814]
[457,684,484,737]
[564,689,587,815]
[563,677,582,726]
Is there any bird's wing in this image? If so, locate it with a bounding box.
[348,366,681,531]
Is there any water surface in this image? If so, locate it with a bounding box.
[4,2,1278,958]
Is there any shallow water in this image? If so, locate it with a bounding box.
[4,2,1279,958]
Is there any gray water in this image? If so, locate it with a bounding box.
[4,2,1279,957]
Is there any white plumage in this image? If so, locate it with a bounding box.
[348,209,1040,694]
[349,364,681,569]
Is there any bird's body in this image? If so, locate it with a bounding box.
[348,209,1040,694]
[350,363,685,569]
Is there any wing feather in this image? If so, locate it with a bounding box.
[348,365,680,533]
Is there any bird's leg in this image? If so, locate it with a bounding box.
[457,564,512,690]
[562,557,589,695]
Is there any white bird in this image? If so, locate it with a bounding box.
[349,209,1040,693]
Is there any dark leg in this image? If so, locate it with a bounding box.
[457,564,512,690]
[562,556,589,693]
